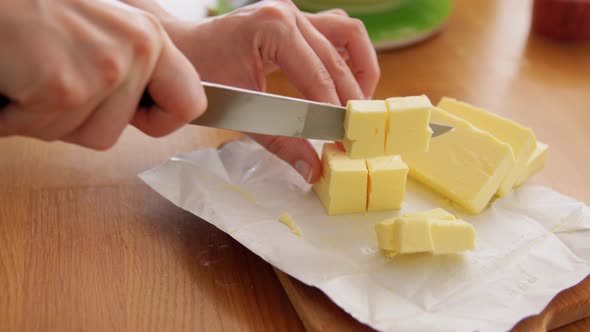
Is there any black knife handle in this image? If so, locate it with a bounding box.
[139,90,155,108]
[0,94,9,109]
[0,91,153,110]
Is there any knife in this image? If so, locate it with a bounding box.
[192,82,453,140]
[0,83,453,140]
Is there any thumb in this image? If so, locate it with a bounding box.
[248,133,322,184]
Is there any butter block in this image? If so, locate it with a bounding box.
[344,100,388,159]
[375,219,396,251]
[402,108,515,214]
[516,141,549,186]
[385,96,433,155]
[393,218,434,254]
[430,220,476,254]
[366,156,408,211]
[403,208,456,221]
[313,143,368,215]
[375,208,476,255]
[438,97,536,196]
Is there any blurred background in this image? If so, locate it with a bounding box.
[157,0,590,51]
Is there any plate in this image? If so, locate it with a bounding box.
[295,0,453,51]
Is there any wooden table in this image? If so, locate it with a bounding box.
[1,0,588,331]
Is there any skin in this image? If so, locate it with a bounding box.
[1,0,380,183]
[0,0,206,149]
[140,0,380,183]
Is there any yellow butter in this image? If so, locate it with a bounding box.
[402,108,515,214]
[516,141,549,186]
[392,218,434,254]
[313,143,368,215]
[375,208,476,255]
[430,220,476,254]
[385,96,433,155]
[366,156,408,212]
[403,208,456,221]
[374,219,396,251]
[278,213,302,236]
[344,100,388,159]
[438,97,536,197]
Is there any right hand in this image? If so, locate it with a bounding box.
[0,0,207,150]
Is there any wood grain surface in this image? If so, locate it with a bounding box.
[0,128,306,331]
[271,0,590,331]
[1,0,589,331]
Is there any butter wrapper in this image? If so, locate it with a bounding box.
[139,138,590,332]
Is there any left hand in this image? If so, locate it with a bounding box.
[164,0,380,183]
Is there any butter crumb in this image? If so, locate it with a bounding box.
[278,213,302,236]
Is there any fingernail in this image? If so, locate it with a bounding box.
[294,160,312,183]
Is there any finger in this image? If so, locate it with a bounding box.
[131,38,206,137]
[62,73,144,150]
[321,8,349,17]
[0,66,88,137]
[249,133,322,184]
[305,14,380,99]
[295,13,364,105]
[274,27,340,105]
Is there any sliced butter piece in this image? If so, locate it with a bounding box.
[375,208,476,255]
[385,96,433,155]
[375,208,476,256]
[393,217,434,254]
[375,219,396,251]
[516,141,549,186]
[402,108,515,214]
[403,208,456,221]
[344,100,388,159]
[438,97,536,196]
[313,143,368,215]
[430,220,476,254]
[366,155,408,212]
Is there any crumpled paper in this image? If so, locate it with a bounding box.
[139,138,590,332]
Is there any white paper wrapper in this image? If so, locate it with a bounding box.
[139,138,590,332]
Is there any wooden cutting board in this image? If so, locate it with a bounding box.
[276,271,590,331]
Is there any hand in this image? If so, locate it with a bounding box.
[164,0,380,182]
[0,0,206,150]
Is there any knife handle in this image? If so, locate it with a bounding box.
[139,90,155,108]
[0,91,154,110]
[0,94,9,109]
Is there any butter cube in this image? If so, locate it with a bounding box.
[313,143,368,215]
[403,208,456,221]
[366,156,408,211]
[375,219,396,251]
[344,100,388,159]
[515,141,549,186]
[430,220,476,254]
[385,96,433,155]
[402,108,515,214]
[375,208,476,255]
[393,218,434,254]
[438,98,537,197]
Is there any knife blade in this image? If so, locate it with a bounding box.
[0,84,454,140]
[192,82,453,140]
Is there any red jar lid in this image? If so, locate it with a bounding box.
[532,0,590,42]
